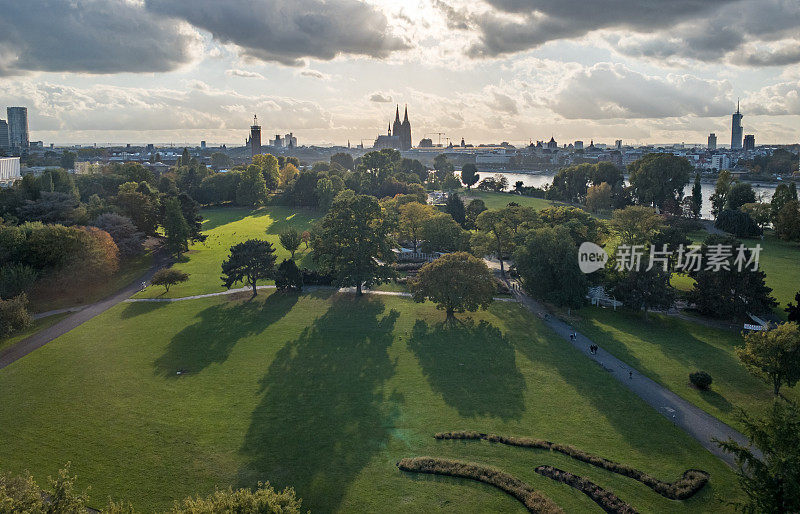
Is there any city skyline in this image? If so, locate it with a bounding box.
[0,1,799,146]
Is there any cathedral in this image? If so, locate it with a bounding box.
[374,105,412,151]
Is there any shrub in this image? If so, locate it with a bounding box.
[0,263,37,299]
[93,213,145,257]
[275,259,303,292]
[150,268,190,293]
[397,457,563,513]
[170,483,303,513]
[299,268,333,286]
[435,431,709,500]
[0,294,32,338]
[689,371,713,390]
[534,465,636,514]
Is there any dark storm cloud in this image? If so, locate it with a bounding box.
[145,0,411,66]
[0,0,200,76]
[468,0,800,66]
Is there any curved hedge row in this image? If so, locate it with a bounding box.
[396,457,563,514]
[534,465,638,514]
[434,431,709,500]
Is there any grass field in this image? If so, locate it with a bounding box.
[0,290,739,513]
[574,307,800,429]
[457,189,556,211]
[0,312,69,354]
[135,206,319,299]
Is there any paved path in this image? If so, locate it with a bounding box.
[510,286,755,467]
[0,255,168,370]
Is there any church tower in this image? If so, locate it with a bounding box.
[401,105,412,151]
[392,105,403,141]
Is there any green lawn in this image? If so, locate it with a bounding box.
[0,312,70,354]
[458,189,556,211]
[0,291,739,513]
[574,307,800,429]
[755,235,800,318]
[135,206,319,299]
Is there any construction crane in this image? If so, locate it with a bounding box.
[425,132,446,146]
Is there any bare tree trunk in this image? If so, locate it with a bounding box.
[356,282,363,296]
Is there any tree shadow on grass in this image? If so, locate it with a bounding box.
[119,301,168,319]
[263,209,317,235]
[407,319,525,420]
[153,292,299,377]
[238,296,399,513]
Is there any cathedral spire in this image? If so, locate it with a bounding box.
[403,105,409,123]
[395,104,400,122]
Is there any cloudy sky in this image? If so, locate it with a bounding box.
[0,0,799,147]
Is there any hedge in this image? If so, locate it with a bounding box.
[397,457,562,513]
[534,465,637,514]
[434,431,709,500]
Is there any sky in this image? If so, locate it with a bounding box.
[0,0,799,147]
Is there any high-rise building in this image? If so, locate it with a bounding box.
[743,134,755,151]
[284,133,297,148]
[615,139,622,149]
[0,119,9,152]
[574,140,584,150]
[707,133,717,150]
[730,101,743,150]
[6,107,29,150]
[247,115,261,159]
[200,140,206,150]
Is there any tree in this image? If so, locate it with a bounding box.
[771,182,798,220]
[162,196,191,255]
[445,192,466,226]
[585,182,612,213]
[610,266,675,318]
[171,482,304,513]
[0,264,37,299]
[210,152,231,169]
[278,163,299,188]
[716,401,800,513]
[220,239,277,297]
[786,291,800,323]
[180,147,191,166]
[473,206,537,274]
[610,205,663,245]
[235,165,268,206]
[461,163,479,189]
[710,170,733,219]
[774,200,800,241]
[715,209,762,238]
[410,252,495,322]
[420,213,470,254]
[278,228,302,258]
[399,202,436,252]
[331,152,354,171]
[514,226,588,308]
[690,172,703,218]
[689,235,777,319]
[628,153,692,210]
[312,193,394,295]
[93,213,145,257]
[150,268,189,294]
[18,191,87,225]
[727,182,757,211]
[741,202,772,231]
[275,259,303,292]
[465,198,487,229]
[737,322,800,396]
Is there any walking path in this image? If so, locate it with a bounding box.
[0,255,169,370]
[510,285,755,467]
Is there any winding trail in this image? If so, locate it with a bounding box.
[509,283,756,468]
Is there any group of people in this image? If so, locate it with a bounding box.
[588,344,598,355]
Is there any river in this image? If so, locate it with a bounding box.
[484,171,780,220]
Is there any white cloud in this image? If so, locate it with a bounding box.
[226,69,265,79]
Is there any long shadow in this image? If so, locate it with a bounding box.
[153,292,299,377]
[407,319,525,420]
[238,296,399,513]
[263,208,318,235]
[120,300,168,319]
[200,207,257,232]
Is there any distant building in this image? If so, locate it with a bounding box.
[7,107,29,150]
[0,119,8,151]
[615,139,622,149]
[200,140,206,150]
[418,138,433,148]
[743,134,755,151]
[246,115,261,159]
[271,134,283,147]
[0,157,21,185]
[547,136,558,149]
[375,105,412,151]
[574,140,584,150]
[707,133,717,150]
[711,154,730,171]
[731,102,743,150]
[284,133,297,148]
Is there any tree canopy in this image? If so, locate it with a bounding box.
[220,239,277,297]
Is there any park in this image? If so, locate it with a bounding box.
[0,151,799,512]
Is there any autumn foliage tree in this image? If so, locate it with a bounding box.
[410,252,495,322]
